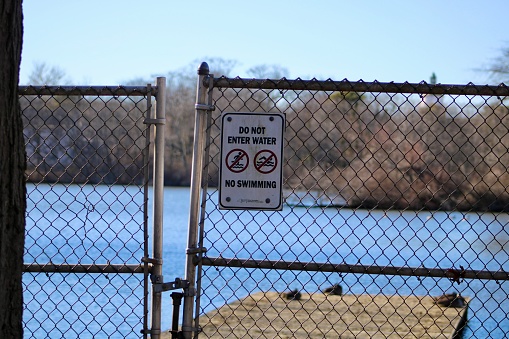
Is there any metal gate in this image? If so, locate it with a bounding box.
[20,79,166,338]
[183,62,509,338]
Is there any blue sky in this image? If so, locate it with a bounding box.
[21,0,508,85]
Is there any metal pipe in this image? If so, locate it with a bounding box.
[16,80,509,97]
[182,62,210,339]
[170,292,183,339]
[22,263,147,274]
[201,257,509,281]
[213,77,509,96]
[142,83,153,339]
[150,76,166,339]
[18,85,156,96]
[193,74,214,339]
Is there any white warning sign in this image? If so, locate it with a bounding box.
[219,112,285,210]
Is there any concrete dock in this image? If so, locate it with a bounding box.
[197,291,469,338]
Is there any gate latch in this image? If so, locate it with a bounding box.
[153,277,189,293]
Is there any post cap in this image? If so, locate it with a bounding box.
[198,62,209,75]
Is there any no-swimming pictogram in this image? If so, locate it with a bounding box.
[226,148,249,173]
[254,150,277,174]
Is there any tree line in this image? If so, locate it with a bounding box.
[204,84,509,211]
[21,59,509,211]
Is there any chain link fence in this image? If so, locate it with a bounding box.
[188,69,509,338]
[20,85,158,338]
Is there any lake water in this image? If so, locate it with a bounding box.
[24,185,509,338]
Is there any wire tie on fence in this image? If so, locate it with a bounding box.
[447,265,465,285]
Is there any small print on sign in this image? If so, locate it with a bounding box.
[219,112,285,210]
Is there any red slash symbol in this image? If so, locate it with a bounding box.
[254,150,277,174]
[226,149,249,173]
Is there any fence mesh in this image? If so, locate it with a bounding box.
[20,86,153,338]
[195,77,509,338]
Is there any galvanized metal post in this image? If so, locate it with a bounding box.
[150,76,166,339]
[142,83,152,339]
[182,62,210,339]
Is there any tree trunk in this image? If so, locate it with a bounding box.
[0,0,25,338]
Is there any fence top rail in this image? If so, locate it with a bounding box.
[18,85,158,97]
[212,76,509,96]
